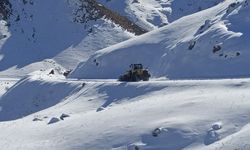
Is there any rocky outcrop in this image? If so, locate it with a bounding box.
[1,0,147,35]
[90,0,148,35]
[0,0,12,20]
[74,0,148,35]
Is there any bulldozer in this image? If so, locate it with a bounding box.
[118,64,151,82]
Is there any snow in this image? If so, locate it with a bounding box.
[0,0,134,77]
[0,0,250,149]
[0,78,17,96]
[71,0,250,79]
[97,0,224,30]
[1,76,250,149]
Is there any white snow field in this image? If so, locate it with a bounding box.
[0,0,250,149]
[1,74,250,150]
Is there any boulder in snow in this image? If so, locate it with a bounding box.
[212,122,222,130]
[32,117,43,122]
[60,113,70,120]
[152,128,162,137]
[48,117,60,125]
[96,106,105,112]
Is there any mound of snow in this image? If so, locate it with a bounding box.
[71,0,250,79]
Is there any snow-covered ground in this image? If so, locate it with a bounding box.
[0,0,250,149]
[0,78,17,96]
[1,74,250,150]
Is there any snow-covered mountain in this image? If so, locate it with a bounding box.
[0,0,227,78]
[1,0,250,150]
[0,0,139,77]
[71,0,250,79]
[98,0,225,30]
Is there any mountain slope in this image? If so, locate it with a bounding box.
[1,0,250,150]
[71,0,250,79]
[0,0,232,78]
[0,0,137,77]
[97,0,224,30]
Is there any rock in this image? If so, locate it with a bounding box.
[49,69,55,75]
[198,19,212,34]
[96,106,105,112]
[63,70,72,77]
[33,117,43,121]
[152,128,162,137]
[48,117,60,124]
[213,44,222,53]
[212,122,222,130]
[60,113,70,120]
[204,130,220,145]
[236,52,241,56]
[188,40,196,50]
[82,83,86,88]
[227,2,240,13]
[135,146,140,150]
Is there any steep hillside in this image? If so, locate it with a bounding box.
[0,0,230,78]
[71,0,250,79]
[0,0,138,77]
[97,0,224,30]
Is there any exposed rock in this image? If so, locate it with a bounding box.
[188,40,196,50]
[74,0,147,35]
[0,0,12,20]
[60,113,70,120]
[48,117,60,124]
[33,117,43,121]
[152,128,162,137]
[213,44,222,53]
[212,122,222,130]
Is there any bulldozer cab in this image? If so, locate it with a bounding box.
[130,64,143,70]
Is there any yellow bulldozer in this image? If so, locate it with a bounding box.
[118,64,151,82]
